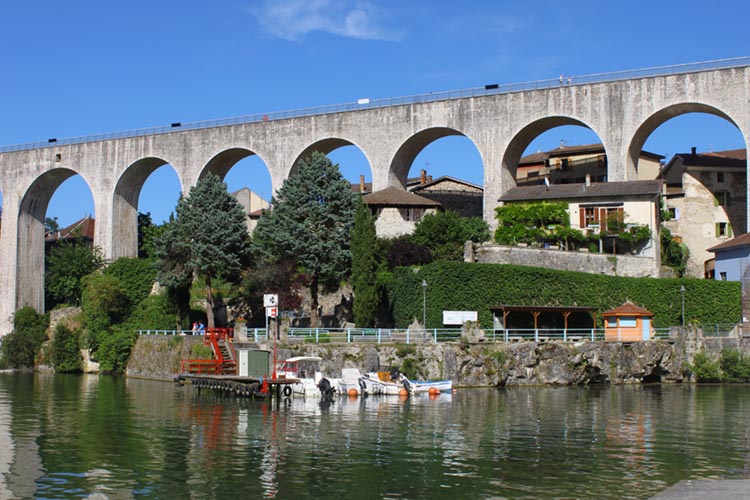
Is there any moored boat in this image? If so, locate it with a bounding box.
[276,356,341,397]
[358,371,411,396]
[407,379,453,394]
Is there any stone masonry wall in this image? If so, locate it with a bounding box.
[473,243,659,277]
[126,329,749,386]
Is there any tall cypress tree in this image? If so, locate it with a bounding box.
[154,174,249,327]
[253,151,358,327]
[351,198,379,327]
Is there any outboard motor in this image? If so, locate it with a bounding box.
[317,377,336,400]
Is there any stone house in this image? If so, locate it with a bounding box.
[410,175,483,218]
[44,216,95,251]
[659,148,747,278]
[517,142,664,186]
[498,179,663,263]
[362,186,441,238]
[232,187,270,234]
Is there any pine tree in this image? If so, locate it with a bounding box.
[253,151,358,327]
[154,174,249,327]
[351,198,380,327]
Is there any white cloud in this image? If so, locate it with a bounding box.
[248,0,402,41]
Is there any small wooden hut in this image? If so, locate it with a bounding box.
[602,301,653,342]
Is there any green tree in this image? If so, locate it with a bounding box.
[0,307,49,368]
[45,216,60,233]
[351,198,380,327]
[154,174,249,328]
[412,210,490,261]
[50,323,82,373]
[252,152,358,327]
[138,212,166,260]
[45,241,104,309]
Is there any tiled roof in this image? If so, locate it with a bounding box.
[602,300,653,316]
[45,216,95,242]
[363,186,442,207]
[410,175,483,192]
[673,149,747,167]
[707,232,750,253]
[499,180,662,202]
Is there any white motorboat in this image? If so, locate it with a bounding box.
[358,371,411,396]
[276,356,340,397]
[406,379,453,393]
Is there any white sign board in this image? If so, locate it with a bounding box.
[263,294,278,307]
[443,310,478,325]
[266,307,278,318]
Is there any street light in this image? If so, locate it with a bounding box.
[680,284,686,326]
[421,280,428,329]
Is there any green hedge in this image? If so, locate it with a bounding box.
[386,261,740,328]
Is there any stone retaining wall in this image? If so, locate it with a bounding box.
[472,243,658,278]
[126,332,750,386]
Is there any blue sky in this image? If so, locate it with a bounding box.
[1,0,748,226]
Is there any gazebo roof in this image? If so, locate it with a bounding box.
[601,300,653,317]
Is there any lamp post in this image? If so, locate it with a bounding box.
[421,280,428,329]
[680,285,686,326]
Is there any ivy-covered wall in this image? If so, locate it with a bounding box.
[386,261,740,328]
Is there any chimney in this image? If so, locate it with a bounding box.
[691,146,697,158]
[585,174,591,187]
[427,175,433,183]
[359,175,365,193]
[420,169,427,185]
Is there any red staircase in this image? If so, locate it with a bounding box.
[181,328,236,375]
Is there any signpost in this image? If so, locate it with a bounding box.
[263,294,279,378]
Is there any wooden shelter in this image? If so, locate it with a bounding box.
[602,301,653,342]
[489,305,598,341]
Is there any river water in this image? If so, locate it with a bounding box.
[0,373,748,499]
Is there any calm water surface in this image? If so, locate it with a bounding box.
[0,373,749,499]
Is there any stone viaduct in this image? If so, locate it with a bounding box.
[1,59,750,334]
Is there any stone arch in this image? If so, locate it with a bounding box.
[112,157,176,259]
[16,168,94,311]
[627,102,744,174]
[290,138,374,180]
[388,127,468,187]
[501,116,601,184]
[201,147,271,182]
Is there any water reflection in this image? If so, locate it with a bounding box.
[1,374,750,499]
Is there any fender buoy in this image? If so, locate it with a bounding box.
[283,385,292,397]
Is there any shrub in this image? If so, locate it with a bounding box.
[690,350,721,382]
[719,349,750,382]
[190,343,214,359]
[0,307,49,368]
[50,323,82,373]
[413,211,489,261]
[125,293,181,331]
[95,327,137,373]
[380,235,432,270]
[400,357,418,379]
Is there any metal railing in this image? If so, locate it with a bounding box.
[140,324,738,344]
[3,56,749,154]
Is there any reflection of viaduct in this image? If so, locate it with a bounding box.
[1,60,749,332]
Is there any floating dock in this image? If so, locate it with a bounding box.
[175,373,299,399]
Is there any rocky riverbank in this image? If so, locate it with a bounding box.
[126,329,750,386]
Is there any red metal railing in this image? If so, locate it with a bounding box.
[181,327,236,375]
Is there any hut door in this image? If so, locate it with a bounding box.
[642,318,651,341]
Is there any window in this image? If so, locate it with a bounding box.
[619,316,637,327]
[583,207,598,227]
[716,192,730,207]
[667,207,680,220]
[716,222,732,238]
[606,317,617,327]
[717,172,725,183]
[403,208,425,222]
[720,272,728,281]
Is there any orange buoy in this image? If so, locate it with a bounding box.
[428,387,440,395]
[399,389,409,397]
[348,388,359,397]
